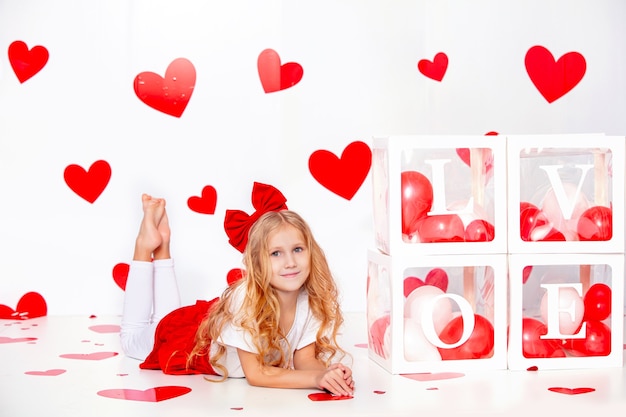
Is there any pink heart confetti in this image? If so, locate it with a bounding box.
[97,386,191,402]
[60,351,118,360]
[0,336,37,344]
[401,372,465,381]
[88,324,120,333]
[25,369,66,376]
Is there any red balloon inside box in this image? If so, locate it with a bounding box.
[577,206,612,241]
[583,283,612,322]
[520,317,566,358]
[437,314,494,360]
[415,214,465,243]
[562,320,612,357]
[401,171,433,236]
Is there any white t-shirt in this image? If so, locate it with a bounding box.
[210,285,321,378]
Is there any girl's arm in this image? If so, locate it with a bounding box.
[236,344,354,396]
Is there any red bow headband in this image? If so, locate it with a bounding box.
[224,182,288,253]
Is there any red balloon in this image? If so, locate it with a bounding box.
[401,171,433,236]
[438,314,494,360]
[583,283,612,322]
[538,228,566,241]
[563,320,611,357]
[522,265,533,284]
[464,219,495,242]
[521,317,565,358]
[577,206,612,241]
[416,214,465,243]
[519,203,548,241]
[403,276,425,297]
[425,268,448,292]
[369,315,391,358]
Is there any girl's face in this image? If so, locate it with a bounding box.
[267,224,310,297]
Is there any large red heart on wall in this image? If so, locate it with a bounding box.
[309,141,371,200]
[134,58,196,117]
[0,292,47,319]
[257,49,303,93]
[64,160,111,203]
[8,40,49,83]
[418,52,448,81]
[525,45,586,103]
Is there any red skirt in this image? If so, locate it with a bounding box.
[140,297,220,375]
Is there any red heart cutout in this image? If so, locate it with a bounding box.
[226,268,245,286]
[257,49,303,93]
[404,276,425,297]
[401,372,465,381]
[25,369,66,376]
[97,386,192,402]
[187,185,217,214]
[64,160,111,203]
[525,45,586,103]
[425,268,448,292]
[0,336,38,344]
[309,141,372,200]
[8,40,49,83]
[418,52,448,81]
[308,392,353,402]
[548,387,595,395]
[133,58,195,117]
[112,262,129,290]
[0,292,47,319]
[59,352,118,360]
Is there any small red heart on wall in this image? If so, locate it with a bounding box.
[226,268,245,286]
[134,58,196,117]
[257,49,303,93]
[8,40,49,83]
[187,186,217,214]
[112,263,129,290]
[64,160,111,203]
[97,386,192,402]
[525,45,586,103]
[418,52,448,81]
[309,141,372,200]
[0,292,47,319]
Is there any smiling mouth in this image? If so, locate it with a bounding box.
[282,272,300,278]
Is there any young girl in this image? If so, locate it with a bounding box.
[120,194,354,396]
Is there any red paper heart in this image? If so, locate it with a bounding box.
[525,45,586,103]
[425,268,448,292]
[8,40,49,83]
[64,160,111,203]
[548,387,595,395]
[133,58,195,117]
[404,276,425,297]
[309,141,372,200]
[187,186,217,214]
[257,49,303,93]
[98,386,192,402]
[88,324,120,334]
[418,52,448,81]
[401,372,465,381]
[112,263,129,290]
[0,292,47,319]
[25,369,66,376]
[60,352,118,360]
[307,392,353,401]
[0,336,38,344]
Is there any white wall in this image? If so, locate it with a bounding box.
[1,0,625,315]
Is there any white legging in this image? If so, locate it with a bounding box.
[119,259,181,360]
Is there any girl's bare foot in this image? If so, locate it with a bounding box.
[133,194,166,261]
[153,205,171,260]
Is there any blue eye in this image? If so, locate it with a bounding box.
[270,251,280,257]
[294,247,304,253]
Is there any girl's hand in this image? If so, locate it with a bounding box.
[316,363,354,397]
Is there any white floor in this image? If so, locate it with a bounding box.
[1,312,625,417]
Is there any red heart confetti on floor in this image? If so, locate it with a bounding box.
[133,58,196,117]
[88,324,120,333]
[0,336,38,344]
[63,160,111,203]
[309,140,372,200]
[8,40,49,83]
[97,386,192,402]
[401,372,465,381]
[548,387,596,395]
[308,392,354,401]
[25,369,66,376]
[60,352,118,360]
